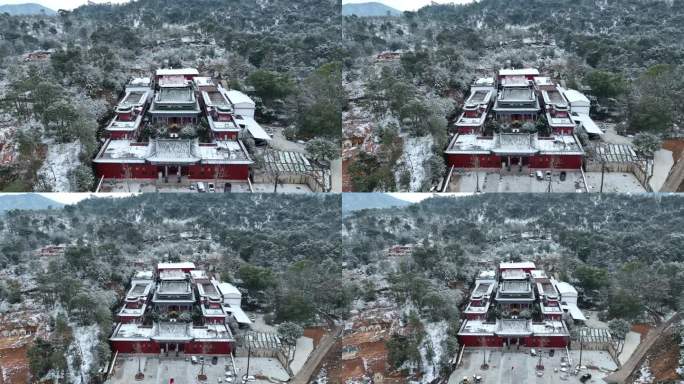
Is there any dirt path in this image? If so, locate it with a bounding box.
[290,325,342,384]
[603,313,680,383]
[660,156,684,192]
[661,139,684,192]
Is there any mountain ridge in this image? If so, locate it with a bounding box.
[0,194,64,214]
[0,3,56,16]
[342,2,402,17]
[342,193,412,215]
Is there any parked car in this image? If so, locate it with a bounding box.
[545,170,552,180]
[580,373,592,383]
[224,182,232,193]
[212,356,218,365]
[197,182,206,193]
[560,171,567,181]
[536,170,544,180]
[191,356,198,365]
[208,182,215,192]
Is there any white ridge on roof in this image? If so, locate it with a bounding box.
[156,68,199,76]
[158,262,195,270]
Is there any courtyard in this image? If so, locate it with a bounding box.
[98,179,313,193]
[107,355,290,384]
[448,348,618,384]
[448,170,645,193]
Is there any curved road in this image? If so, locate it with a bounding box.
[291,325,342,384]
[603,313,680,384]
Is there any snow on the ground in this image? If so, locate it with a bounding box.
[233,357,290,381]
[67,323,99,384]
[313,367,328,384]
[633,359,654,384]
[289,336,314,375]
[250,313,277,333]
[618,331,641,365]
[398,135,433,191]
[38,140,81,192]
[419,320,447,383]
[584,311,609,329]
[650,148,674,192]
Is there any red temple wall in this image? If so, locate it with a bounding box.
[447,154,501,168]
[96,163,249,180]
[184,341,232,355]
[458,334,504,347]
[111,340,160,354]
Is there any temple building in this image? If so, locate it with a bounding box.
[148,75,201,126]
[445,69,587,171]
[95,68,272,183]
[457,262,579,349]
[105,78,152,139]
[110,262,250,356]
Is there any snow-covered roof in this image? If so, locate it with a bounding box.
[127,77,152,91]
[217,282,241,298]
[158,76,192,88]
[500,269,528,280]
[446,133,583,156]
[534,77,553,87]
[499,68,540,77]
[239,116,271,141]
[194,77,214,87]
[530,270,548,280]
[147,140,200,164]
[106,113,143,132]
[225,304,252,324]
[225,90,255,107]
[529,320,569,335]
[554,281,578,296]
[571,113,603,135]
[477,270,496,281]
[111,322,233,342]
[94,139,253,165]
[134,271,154,280]
[94,139,148,163]
[156,86,195,102]
[562,89,590,106]
[197,141,253,164]
[473,77,495,87]
[562,304,587,321]
[156,68,199,77]
[500,262,536,270]
[497,319,532,336]
[158,262,195,270]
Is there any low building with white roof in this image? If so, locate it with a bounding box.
[224,89,256,119]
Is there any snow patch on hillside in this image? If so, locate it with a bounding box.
[420,321,448,383]
[67,323,99,383]
[398,136,433,191]
[38,141,81,192]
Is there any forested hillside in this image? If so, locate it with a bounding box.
[341,194,684,380]
[343,0,684,191]
[0,193,346,382]
[0,0,341,191]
